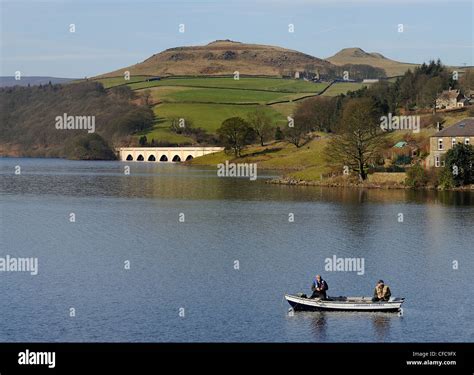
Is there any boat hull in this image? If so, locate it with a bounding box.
[285,294,404,313]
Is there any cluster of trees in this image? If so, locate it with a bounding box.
[330,64,386,80]
[406,144,473,188]
[0,82,154,159]
[215,96,386,176]
[284,64,386,81]
[440,143,474,187]
[396,60,454,110]
[342,60,467,113]
[216,107,280,156]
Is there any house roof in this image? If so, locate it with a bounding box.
[437,89,461,100]
[432,118,474,137]
[393,141,407,148]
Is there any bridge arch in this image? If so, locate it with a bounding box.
[117,147,224,162]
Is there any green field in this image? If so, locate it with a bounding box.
[135,126,194,145]
[91,76,365,144]
[154,102,286,133]
[95,76,149,89]
[161,87,305,104]
[127,77,327,93]
[322,82,370,96]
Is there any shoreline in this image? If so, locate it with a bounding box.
[266,176,474,191]
[3,154,473,192]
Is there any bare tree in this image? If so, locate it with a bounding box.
[247,107,273,146]
[326,98,385,181]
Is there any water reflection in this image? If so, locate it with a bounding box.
[1,159,472,205]
[309,312,327,340]
[1,158,473,342]
[372,314,392,341]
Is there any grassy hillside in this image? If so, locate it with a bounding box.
[189,135,331,177]
[0,82,154,158]
[189,111,471,182]
[126,77,326,92]
[89,76,337,144]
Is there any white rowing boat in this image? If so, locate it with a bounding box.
[285,294,405,312]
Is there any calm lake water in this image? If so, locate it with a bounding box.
[1,158,473,342]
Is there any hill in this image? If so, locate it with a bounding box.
[0,82,153,158]
[327,47,417,77]
[0,76,76,87]
[99,39,334,77]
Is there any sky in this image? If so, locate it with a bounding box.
[1,0,473,78]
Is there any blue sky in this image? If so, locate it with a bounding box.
[1,0,473,77]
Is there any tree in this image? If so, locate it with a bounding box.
[170,117,194,135]
[459,67,474,94]
[420,76,444,112]
[443,143,473,186]
[141,89,152,106]
[274,126,283,141]
[294,96,340,133]
[283,121,308,148]
[138,135,147,146]
[326,98,386,181]
[247,107,273,146]
[405,164,428,188]
[217,117,254,157]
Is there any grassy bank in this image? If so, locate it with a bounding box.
[189,135,331,177]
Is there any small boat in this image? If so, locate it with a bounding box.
[285,293,405,313]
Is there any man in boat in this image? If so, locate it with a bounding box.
[310,275,328,300]
[372,280,391,302]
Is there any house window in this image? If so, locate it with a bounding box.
[452,138,457,147]
[435,155,440,168]
[465,138,470,145]
[438,139,443,150]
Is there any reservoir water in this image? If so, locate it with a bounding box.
[1,158,473,342]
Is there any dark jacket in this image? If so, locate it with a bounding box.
[311,278,328,292]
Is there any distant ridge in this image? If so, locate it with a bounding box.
[99,40,334,78]
[0,76,75,87]
[326,47,417,76]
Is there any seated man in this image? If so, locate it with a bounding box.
[372,280,391,302]
[310,275,328,300]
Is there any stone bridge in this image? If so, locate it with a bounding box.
[116,147,224,162]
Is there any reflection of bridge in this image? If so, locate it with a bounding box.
[116,147,224,162]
